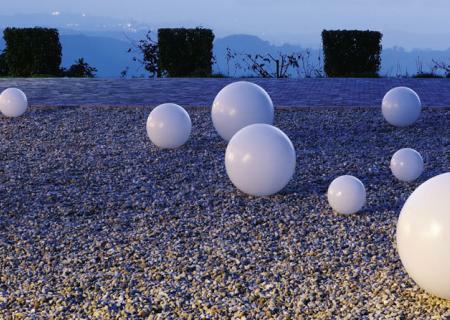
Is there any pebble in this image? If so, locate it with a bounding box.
[0,106,449,318]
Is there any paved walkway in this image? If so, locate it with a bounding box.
[1,78,449,107]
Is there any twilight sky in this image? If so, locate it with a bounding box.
[2,0,450,48]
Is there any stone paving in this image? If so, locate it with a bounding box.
[0,78,450,107]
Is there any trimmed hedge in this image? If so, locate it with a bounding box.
[0,53,7,76]
[158,28,214,77]
[322,30,382,77]
[3,27,62,76]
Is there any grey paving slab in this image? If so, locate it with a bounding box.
[0,78,449,107]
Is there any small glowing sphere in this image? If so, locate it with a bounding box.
[390,148,424,182]
[382,87,421,127]
[225,124,296,196]
[397,172,450,300]
[146,103,192,149]
[0,88,28,117]
[327,175,366,215]
[212,81,274,141]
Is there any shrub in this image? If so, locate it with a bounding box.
[210,73,228,78]
[0,53,8,76]
[3,27,62,77]
[432,60,450,78]
[413,72,443,78]
[322,30,382,77]
[63,58,97,78]
[127,31,159,78]
[157,28,214,77]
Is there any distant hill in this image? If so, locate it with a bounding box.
[381,47,450,76]
[0,13,153,38]
[1,31,449,77]
[214,34,304,55]
[60,34,141,78]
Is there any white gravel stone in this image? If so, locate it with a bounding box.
[0,106,449,319]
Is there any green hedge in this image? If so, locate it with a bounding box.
[322,30,382,77]
[0,53,7,76]
[3,27,62,77]
[157,28,214,77]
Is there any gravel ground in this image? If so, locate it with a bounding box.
[0,106,449,319]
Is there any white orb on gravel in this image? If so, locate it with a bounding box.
[0,88,28,117]
[390,148,424,182]
[146,103,192,149]
[382,87,421,127]
[327,175,366,215]
[397,172,450,300]
[225,124,296,196]
[212,81,274,141]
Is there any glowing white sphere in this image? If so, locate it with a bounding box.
[382,87,421,127]
[0,88,28,117]
[397,172,450,300]
[212,81,274,141]
[327,175,366,215]
[390,148,424,182]
[146,103,192,149]
[225,124,296,196]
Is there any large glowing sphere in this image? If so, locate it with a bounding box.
[225,124,296,196]
[382,87,421,127]
[396,172,450,300]
[390,148,424,182]
[327,175,366,215]
[212,81,274,141]
[146,103,192,149]
[0,88,28,117]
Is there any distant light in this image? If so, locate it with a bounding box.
[51,11,61,16]
[82,13,86,17]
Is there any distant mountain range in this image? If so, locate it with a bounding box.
[0,13,449,78]
[0,13,153,37]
